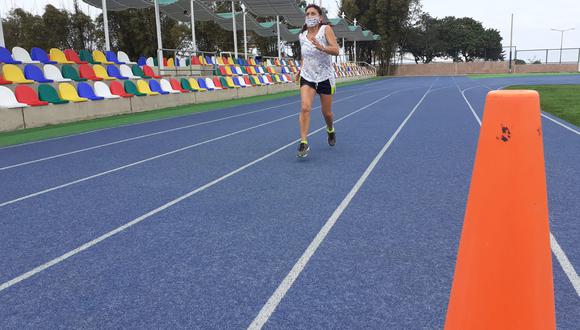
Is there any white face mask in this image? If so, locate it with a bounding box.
[305,16,320,28]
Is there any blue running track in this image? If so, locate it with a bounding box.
[0,76,578,328]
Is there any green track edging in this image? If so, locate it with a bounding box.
[0,77,381,147]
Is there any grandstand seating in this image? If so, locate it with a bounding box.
[15,85,49,106]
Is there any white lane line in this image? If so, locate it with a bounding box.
[0,86,411,294]
[248,84,436,330]
[551,233,580,295]
[0,79,389,151]
[0,86,412,208]
[541,114,580,135]
[455,84,482,126]
[0,101,300,171]
[456,87,580,298]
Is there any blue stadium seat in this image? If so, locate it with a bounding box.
[77,82,105,101]
[31,47,57,64]
[148,80,169,95]
[0,46,22,64]
[24,64,53,83]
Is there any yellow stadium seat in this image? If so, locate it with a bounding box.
[248,67,257,75]
[274,75,282,83]
[225,77,239,88]
[248,58,256,66]
[49,48,74,64]
[58,83,88,102]
[92,50,113,64]
[93,65,115,81]
[252,76,262,86]
[136,80,159,95]
[166,58,175,68]
[2,64,34,83]
[198,56,206,65]
[217,57,224,65]
[188,78,206,92]
[225,66,234,76]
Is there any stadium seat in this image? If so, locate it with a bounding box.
[15,85,49,106]
[190,56,200,65]
[146,57,155,67]
[0,86,28,108]
[216,57,225,66]
[142,65,161,79]
[131,65,150,79]
[197,78,211,91]
[64,49,87,64]
[149,80,169,95]
[0,74,12,84]
[92,50,113,64]
[159,79,179,94]
[137,80,159,95]
[213,77,224,89]
[23,64,53,83]
[105,51,124,64]
[235,66,245,76]
[38,84,69,104]
[257,75,268,85]
[93,65,115,80]
[225,66,234,76]
[137,56,147,66]
[219,77,230,89]
[243,76,252,86]
[202,78,216,91]
[58,83,88,102]
[61,65,88,82]
[31,47,57,64]
[205,55,213,65]
[234,76,245,88]
[166,58,175,68]
[79,64,103,81]
[79,50,99,64]
[219,66,228,76]
[180,78,194,91]
[170,79,188,93]
[250,76,261,86]
[49,48,74,64]
[94,81,121,99]
[111,81,136,97]
[77,82,104,101]
[120,65,140,79]
[107,65,129,80]
[12,47,39,63]
[224,77,238,88]
[0,46,22,64]
[188,78,206,92]
[3,64,34,84]
[206,77,221,90]
[44,64,72,82]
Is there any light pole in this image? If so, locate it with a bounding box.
[551,28,574,64]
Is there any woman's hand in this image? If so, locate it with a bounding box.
[308,36,325,52]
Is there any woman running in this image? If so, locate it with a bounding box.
[296,4,340,158]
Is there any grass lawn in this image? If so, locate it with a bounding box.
[469,72,580,79]
[0,77,381,147]
[505,84,580,127]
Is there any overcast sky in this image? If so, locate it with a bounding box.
[2,0,579,57]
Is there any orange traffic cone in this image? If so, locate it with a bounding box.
[445,90,555,330]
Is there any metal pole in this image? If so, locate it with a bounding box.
[190,0,197,52]
[546,49,549,64]
[232,1,238,59]
[354,18,358,63]
[243,4,247,60]
[508,14,513,72]
[276,15,281,59]
[0,10,5,47]
[154,0,164,70]
[102,0,110,51]
[559,31,564,64]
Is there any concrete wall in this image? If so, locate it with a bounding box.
[390,62,579,76]
[0,75,375,133]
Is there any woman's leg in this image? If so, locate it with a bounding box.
[299,84,317,142]
[320,93,334,129]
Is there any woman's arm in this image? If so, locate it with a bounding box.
[323,26,340,56]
